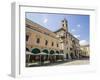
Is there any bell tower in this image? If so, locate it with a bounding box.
[61,18,68,32]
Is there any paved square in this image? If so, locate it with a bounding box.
[56,60,89,66]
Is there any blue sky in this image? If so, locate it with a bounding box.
[26,12,89,45]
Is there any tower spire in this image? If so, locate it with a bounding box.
[61,18,68,32]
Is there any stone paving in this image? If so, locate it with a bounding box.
[28,59,89,67]
[56,59,90,66]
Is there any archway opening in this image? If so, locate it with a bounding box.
[70,53,74,59]
[66,54,69,59]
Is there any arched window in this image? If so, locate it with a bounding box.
[57,44,59,47]
[45,40,48,45]
[36,38,40,44]
[62,24,64,27]
[52,42,54,46]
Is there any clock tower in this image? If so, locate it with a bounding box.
[61,18,68,32]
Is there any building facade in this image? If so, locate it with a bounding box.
[26,18,80,60]
[80,45,90,58]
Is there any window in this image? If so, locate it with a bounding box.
[45,40,48,45]
[26,35,29,41]
[36,38,40,44]
[57,44,59,47]
[52,42,54,46]
[62,24,64,27]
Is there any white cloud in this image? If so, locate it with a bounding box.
[43,18,48,23]
[71,29,76,32]
[77,24,81,28]
[80,40,88,45]
[74,35,80,38]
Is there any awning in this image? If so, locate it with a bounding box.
[26,51,39,56]
[38,52,48,55]
[52,53,59,55]
[59,53,65,56]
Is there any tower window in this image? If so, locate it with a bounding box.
[36,38,40,44]
[62,24,64,27]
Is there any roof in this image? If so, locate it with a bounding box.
[26,18,57,38]
[54,28,66,33]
